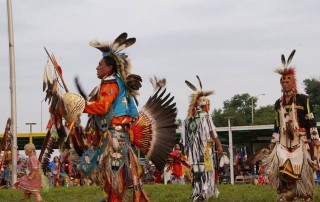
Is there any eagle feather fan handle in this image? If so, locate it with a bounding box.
[44,47,69,92]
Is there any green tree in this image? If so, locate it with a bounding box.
[223,93,252,125]
[211,109,225,127]
[212,93,270,126]
[254,105,275,125]
[303,77,320,121]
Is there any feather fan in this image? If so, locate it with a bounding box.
[130,87,177,171]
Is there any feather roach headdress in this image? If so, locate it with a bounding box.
[185,75,214,118]
[274,49,297,93]
[89,32,142,97]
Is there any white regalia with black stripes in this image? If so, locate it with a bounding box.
[182,110,219,200]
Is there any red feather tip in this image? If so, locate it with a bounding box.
[131,113,153,155]
[56,66,62,76]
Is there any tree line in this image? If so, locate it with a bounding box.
[176,77,320,127]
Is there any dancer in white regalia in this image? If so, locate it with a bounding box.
[181,76,223,201]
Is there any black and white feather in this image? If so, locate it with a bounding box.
[137,87,177,170]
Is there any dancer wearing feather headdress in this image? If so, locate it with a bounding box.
[181,76,223,201]
[166,144,190,184]
[264,50,320,201]
[41,33,177,202]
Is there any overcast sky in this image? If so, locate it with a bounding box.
[1,0,320,134]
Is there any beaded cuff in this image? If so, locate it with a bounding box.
[310,127,319,140]
[305,113,314,120]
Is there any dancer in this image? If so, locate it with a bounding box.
[265,49,320,201]
[40,33,177,202]
[49,156,67,186]
[167,144,189,184]
[182,76,223,201]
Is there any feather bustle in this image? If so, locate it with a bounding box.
[132,87,177,170]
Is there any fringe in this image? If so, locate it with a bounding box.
[263,143,316,199]
[296,143,315,197]
[191,171,218,201]
[262,143,279,189]
[39,163,50,192]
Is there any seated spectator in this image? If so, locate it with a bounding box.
[62,155,74,177]
[46,172,54,187]
[48,156,67,186]
[17,160,26,180]
[0,164,10,189]
[153,169,163,184]
[17,160,24,172]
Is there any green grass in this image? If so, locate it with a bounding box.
[1,184,320,202]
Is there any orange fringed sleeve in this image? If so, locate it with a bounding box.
[84,83,119,115]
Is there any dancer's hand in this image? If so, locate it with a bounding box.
[312,139,320,147]
[217,145,223,154]
[268,143,275,151]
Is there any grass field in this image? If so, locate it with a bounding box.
[0,184,319,202]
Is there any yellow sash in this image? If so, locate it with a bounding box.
[204,143,213,171]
